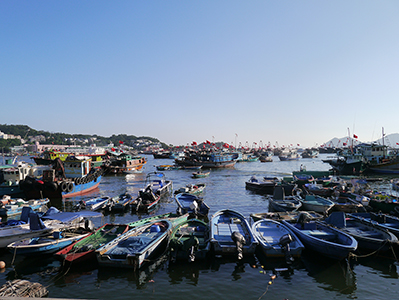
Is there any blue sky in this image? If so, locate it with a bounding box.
[2,1,399,148]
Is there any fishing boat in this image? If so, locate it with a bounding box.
[192,171,210,178]
[268,186,302,212]
[300,194,335,214]
[252,219,304,259]
[145,172,173,197]
[0,198,50,219]
[7,226,92,256]
[83,196,112,211]
[368,192,399,214]
[106,193,133,212]
[250,211,323,223]
[324,212,398,254]
[1,161,52,198]
[130,187,160,213]
[348,212,399,238]
[174,183,206,195]
[55,212,183,266]
[245,176,296,195]
[96,219,173,270]
[19,157,103,199]
[0,208,96,248]
[175,193,210,218]
[155,165,180,171]
[103,152,146,174]
[169,218,210,262]
[278,149,300,161]
[281,216,358,260]
[210,209,257,259]
[175,151,236,168]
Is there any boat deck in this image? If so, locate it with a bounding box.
[213,217,247,244]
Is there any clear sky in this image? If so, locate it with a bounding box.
[1,1,399,148]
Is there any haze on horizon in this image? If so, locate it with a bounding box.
[1,1,398,148]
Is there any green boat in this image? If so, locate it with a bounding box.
[169,218,210,262]
[55,212,187,266]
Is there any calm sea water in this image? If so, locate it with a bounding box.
[1,154,398,300]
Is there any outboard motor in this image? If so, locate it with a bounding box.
[231,231,246,260]
[279,234,294,264]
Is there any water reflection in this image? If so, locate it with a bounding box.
[351,257,399,279]
[167,260,211,286]
[301,251,356,294]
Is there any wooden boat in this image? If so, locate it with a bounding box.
[252,219,304,259]
[192,171,210,178]
[268,186,302,212]
[300,194,335,214]
[106,193,133,212]
[169,219,210,262]
[83,196,111,211]
[96,219,173,270]
[174,183,206,195]
[7,227,91,256]
[130,187,160,213]
[55,212,184,266]
[325,212,398,254]
[348,212,399,238]
[175,193,210,217]
[250,211,323,223]
[0,198,50,219]
[210,209,257,259]
[281,217,358,260]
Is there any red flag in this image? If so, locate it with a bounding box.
[343,143,347,146]
[297,144,300,146]
[206,140,211,144]
[119,140,123,144]
[353,134,358,139]
[111,147,115,151]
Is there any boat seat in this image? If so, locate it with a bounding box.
[301,230,336,241]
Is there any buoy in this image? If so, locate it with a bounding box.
[0,261,5,269]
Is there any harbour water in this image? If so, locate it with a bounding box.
[1,154,399,300]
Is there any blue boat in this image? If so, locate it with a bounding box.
[0,198,50,219]
[7,227,91,256]
[175,193,210,217]
[325,211,399,254]
[210,209,257,259]
[96,219,173,270]
[252,219,304,259]
[281,216,358,260]
[348,212,399,238]
[83,196,111,211]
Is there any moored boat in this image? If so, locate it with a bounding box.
[252,219,304,259]
[324,211,399,255]
[96,220,173,270]
[174,183,206,195]
[192,171,210,178]
[300,194,335,214]
[169,218,210,262]
[175,193,210,218]
[210,209,257,259]
[282,216,358,260]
